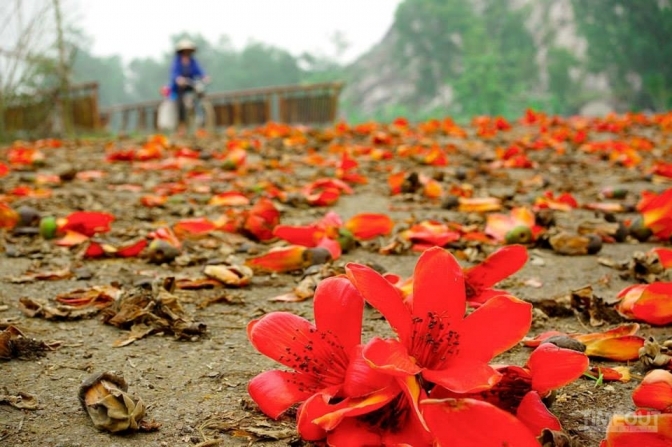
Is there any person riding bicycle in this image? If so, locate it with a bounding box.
[170,39,209,133]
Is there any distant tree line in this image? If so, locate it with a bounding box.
[70,33,345,108]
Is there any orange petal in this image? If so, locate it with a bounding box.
[344,213,394,240]
[582,335,644,362]
[208,191,250,206]
[458,197,502,213]
[245,246,308,273]
[55,230,90,247]
[574,324,641,344]
[388,172,406,195]
[0,203,19,229]
[422,178,443,198]
[173,218,217,238]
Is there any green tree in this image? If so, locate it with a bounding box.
[393,0,538,118]
[572,0,672,110]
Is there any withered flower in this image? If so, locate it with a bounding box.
[78,371,151,433]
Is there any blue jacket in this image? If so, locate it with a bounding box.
[170,55,205,95]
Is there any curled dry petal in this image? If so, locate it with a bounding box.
[204,264,253,287]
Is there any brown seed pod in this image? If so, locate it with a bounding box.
[78,371,146,433]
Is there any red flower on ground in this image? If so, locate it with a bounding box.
[248,276,379,419]
[346,246,533,394]
[637,188,672,240]
[296,370,430,445]
[432,343,589,436]
[616,282,672,326]
[242,197,280,241]
[59,211,115,237]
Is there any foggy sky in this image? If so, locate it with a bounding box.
[79,0,402,63]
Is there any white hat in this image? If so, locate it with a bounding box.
[175,39,197,53]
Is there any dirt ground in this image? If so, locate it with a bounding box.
[1,122,672,447]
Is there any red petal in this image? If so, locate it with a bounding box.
[247,312,348,383]
[651,247,672,269]
[273,224,323,247]
[313,276,364,355]
[422,398,540,447]
[362,337,421,377]
[326,418,385,446]
[344,213,394,240]
[245,246,307,273]
[317,236,342,260]
[464,245,528,296]
[244,197,280,241]
[422,359,500,393]
[526,343,589,396]
[342,345,395,397]
[248,370,316,419]
[308,188,341,207]
[516,391,562,435]
[623,282,672,326]
[411,246,466,327]
[84,240,105,258]
[116,239,148,258]
[346,263,412,342]
[632,370,672,412]
[459,294,532,361]
[61,211,115,237]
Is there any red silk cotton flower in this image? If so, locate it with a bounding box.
[432,342,589,436]
[248,276,382,420]
[347,247,533,394]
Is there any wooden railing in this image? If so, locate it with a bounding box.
[3,82,100,134]
[99,82,344,132]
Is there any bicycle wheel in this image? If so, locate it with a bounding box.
[200,99,215,134]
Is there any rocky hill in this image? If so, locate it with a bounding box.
[342,0,617,118]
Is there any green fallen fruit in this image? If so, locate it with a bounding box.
[39,216,58,239]
[629,216,653,242]
[505,225,533,245]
